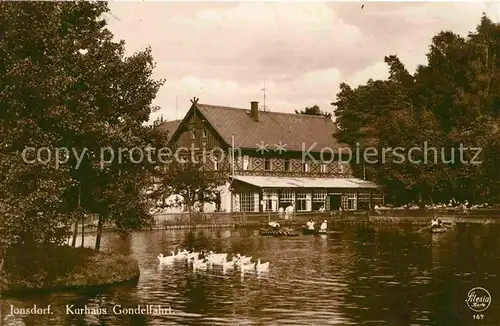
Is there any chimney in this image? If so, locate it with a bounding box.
[251,101,259,121]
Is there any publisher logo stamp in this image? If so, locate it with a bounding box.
[465,287,492,312]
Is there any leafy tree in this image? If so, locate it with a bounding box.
[154,159,223,219]
[0,1,165,256]
[295,105,332,118]
[333,14,500,205]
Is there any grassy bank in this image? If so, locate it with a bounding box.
[0,244,139,295]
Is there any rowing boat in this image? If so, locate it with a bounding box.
[302,228,328,235]
[430,227,447,233]
[302,228,316,235]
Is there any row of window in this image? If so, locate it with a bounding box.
[213,156,345,172]
[232,190,360,212]
[263,158,329,173]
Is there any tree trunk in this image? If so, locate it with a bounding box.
[0,247,6,282]
[71,185,82,247]
[187,189,192,225]
[80,215,84,247]
[71,220,78,247]
[94,214,104,252]
[418,191,424,208]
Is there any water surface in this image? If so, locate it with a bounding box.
[1,223,499,325]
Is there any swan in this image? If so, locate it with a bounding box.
[207,253,227,265]
[237,256,252,264]
[186,252,199,260]
[157,253,175,264]
[256,259,269,272]
[176,249,188,256]
[193,259,207,270]
[222,259,235,269]
[170,250,185,259]
[238,261,256,272]
[208,251,227,259]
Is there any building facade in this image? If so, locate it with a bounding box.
[160,99,384,213]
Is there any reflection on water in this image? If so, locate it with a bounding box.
[1,224,500,325]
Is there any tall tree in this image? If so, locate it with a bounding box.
[0,2,165,254]
[295,105,332,118]
[154,159,223,219]
[333,15,500,204]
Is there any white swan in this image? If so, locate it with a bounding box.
[237,256,252,264]
[207,253,227,265]
[157,253,175,264]
[176,249,188,257]
[186,252,199,260]
[256,258,269,272]
[239,261,256,273]
[170,250,185,259]
[222,259,235,269]
[193,258,207,270]
[208,251,227,259]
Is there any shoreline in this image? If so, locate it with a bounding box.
[0,245,140,297]
[73,214,500,237]
[74,209,500,235]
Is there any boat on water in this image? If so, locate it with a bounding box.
[260,227,299,237]
[430,227,447,233]
[302,228,315,235]
[302,228,327,235]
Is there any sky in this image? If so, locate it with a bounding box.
[105,2,500,123]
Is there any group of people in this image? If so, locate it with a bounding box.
[268,219,328,231]
[306,219,328,231]
[431,218,443,228]
[278,204,295,219]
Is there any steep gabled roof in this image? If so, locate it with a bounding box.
[157,120,181,141]
[196,104,342,152]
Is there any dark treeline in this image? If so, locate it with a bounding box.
[0,1,168,258]
[332,15,500,206]
[0,1,220,263]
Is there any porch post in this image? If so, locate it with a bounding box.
[259,189,263,213]
[293,189,297,213]
[356,189,359,211]
[230,180,233,213]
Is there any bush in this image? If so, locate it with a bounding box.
[0,244,139,295]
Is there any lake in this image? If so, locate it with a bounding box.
[1,223,499,325]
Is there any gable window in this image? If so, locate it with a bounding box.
[320,163,328,173]
[235,154,241,169]
[202,130,207,138]
[243,155,250,170]
[284,159,291,171]
[264,158,272,171]
[303,161,310,172]
[191,130,196,140]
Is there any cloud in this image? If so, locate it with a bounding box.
[150,67,342,122]
[347,61,389,87]
[105,2,499,123]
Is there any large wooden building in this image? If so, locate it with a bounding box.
[159,100,384,213]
